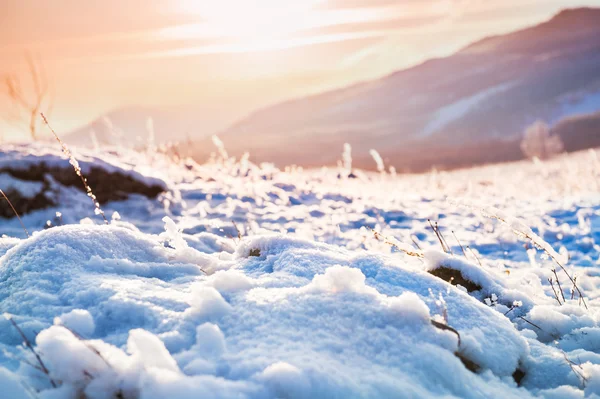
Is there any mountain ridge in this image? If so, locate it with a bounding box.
[208,7,600,171]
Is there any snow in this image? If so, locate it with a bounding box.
[558,90,600,121]
[0,367,32,399]
[0,143,169,190]
[54,309,96,337]
[422,82,516,135]
[0,144,600,398]
[0,173,44,198]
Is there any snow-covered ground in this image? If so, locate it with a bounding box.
[1,143,600,398]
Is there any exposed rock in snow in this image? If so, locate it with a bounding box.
[0,144,168,219]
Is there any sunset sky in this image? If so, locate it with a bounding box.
[1,0,598,141]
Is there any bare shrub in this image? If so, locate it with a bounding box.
[520,120,564,160]
[2,54,52,140]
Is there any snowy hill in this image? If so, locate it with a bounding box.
[0,142,600,398]
[210,8,600,171]
[62,106,207,149]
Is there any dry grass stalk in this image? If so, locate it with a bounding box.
[519,316,542,331]
[436,222,453,255]
[4,314,56,388]
[548,277,562,305]
[563,352,588,387]
[455,201,587,309]
[452,230,468,258]
[40,113,108,225]
[0,189,30,237]
[466,246,483,267]
[428,219,448,253]
[369,228,424,258]
[552,268,566,303]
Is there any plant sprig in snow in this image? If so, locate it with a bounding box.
[451,199,587,309]
[41,113,108,225]
[368,227,424,258]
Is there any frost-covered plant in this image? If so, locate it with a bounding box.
[4,313,57,388]
[342,143,352,175]
[389,166,397,177]
[369,149,385,174]
[89,129,100,151]
[212,135,229,163]
[367,227,424,258]
[0,189,29,237]
[101,116,122,146]
[520,120,564,160]
[146,117,157,157]
[238,152,250,176]
[484,293,498,307]
[453,200,587,308]
[41,113,108,224]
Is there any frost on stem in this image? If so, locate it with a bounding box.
[369,149,385,174]
[40,113,108,225]
[452,200,587,309]
[367,227,424,258]
[89,129,100,151]
[342,143,352,175]
[212,135,229,163]
[146,117,157,157]
[0,189,30,237]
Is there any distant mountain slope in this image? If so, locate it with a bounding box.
[63,106,204,149]
[212,7,600,171]
[552,110,600,151]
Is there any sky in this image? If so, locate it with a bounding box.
[1,0,599,141]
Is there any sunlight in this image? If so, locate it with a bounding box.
[174,0,323,43]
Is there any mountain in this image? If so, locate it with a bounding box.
[209,8,600,171]
[552,110,600,151]
[63,106,206,149]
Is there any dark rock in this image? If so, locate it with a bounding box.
[249,248,261,257]
[428,267,483,292]
[0,163,164,218]
[512,368,526,386]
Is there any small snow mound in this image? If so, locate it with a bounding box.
[128,329,179,372]
[525,305,595,342]
[0,367,32,399]
[206,270,254,293]
[0,224,210,342]
[259,362,311,399]
[193,323,227,360]
[305,265,378,295]
[386,292,431,324]
[36,326,111,385]
[54,309,95,337]
[583,362,600,396]
[186,286,232,321]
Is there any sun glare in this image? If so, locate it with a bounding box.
[175,0,323,43]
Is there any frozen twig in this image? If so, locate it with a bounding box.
[548,277,562,306]
[369,228,424,258]
[452,200,587,309]
[428,219,448,253]
[452,231,468,258]
[0,189,30,237]
[41,113,108,225]
[5,314,56,388]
